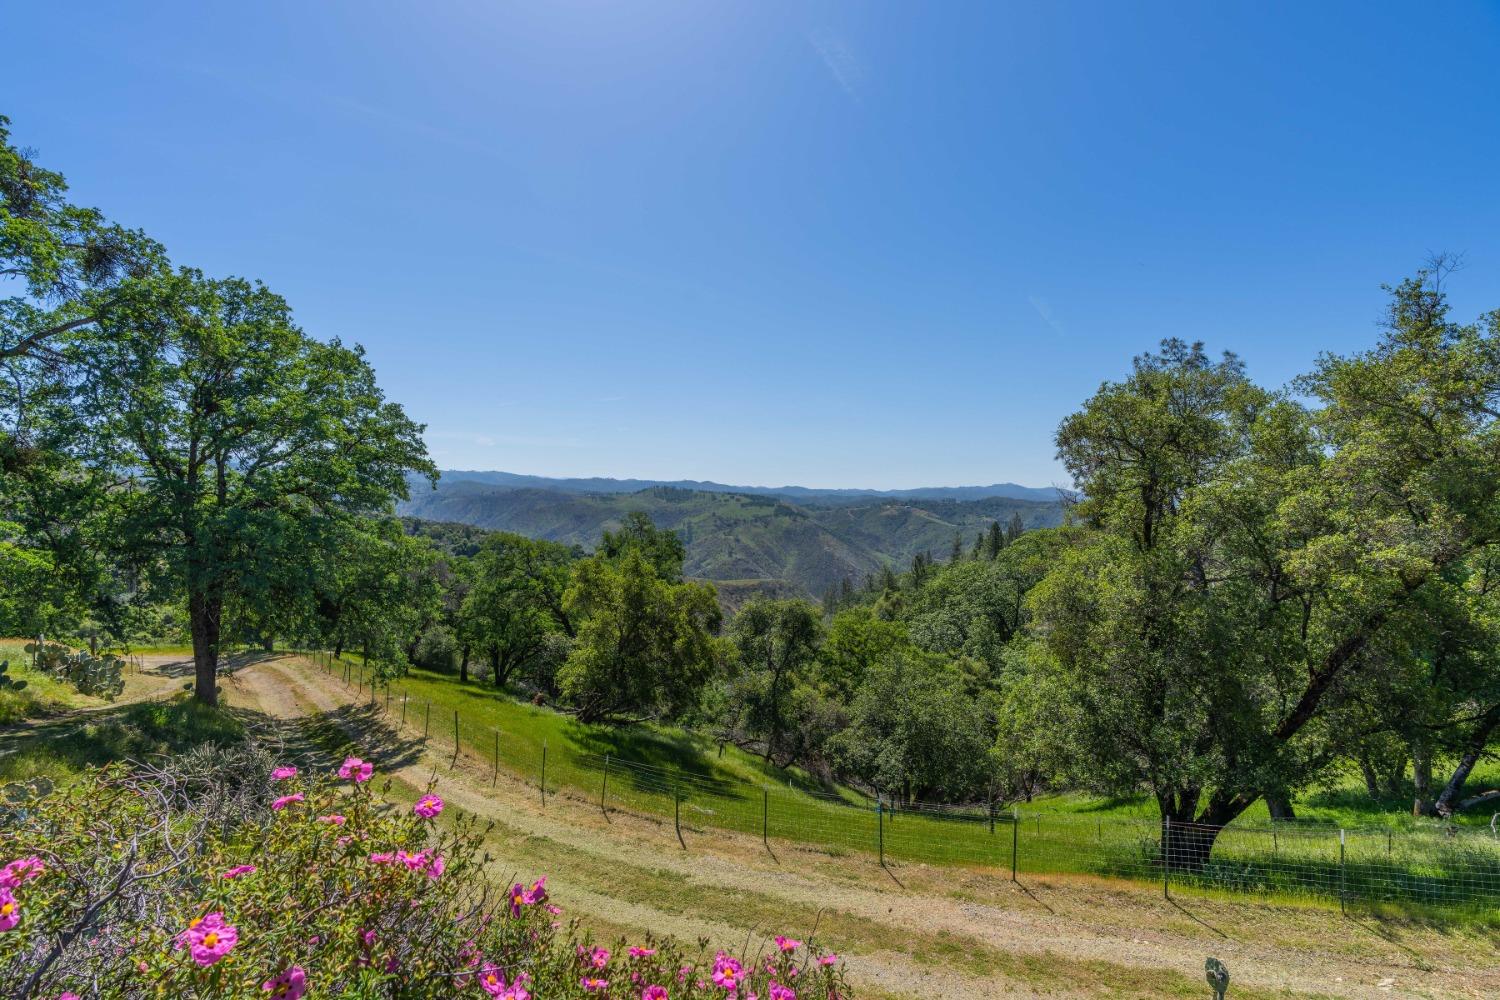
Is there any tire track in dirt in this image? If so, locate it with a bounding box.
[228,657,1500,1000]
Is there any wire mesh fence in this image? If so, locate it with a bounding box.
[311,653,1500,914]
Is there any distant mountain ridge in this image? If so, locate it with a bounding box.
[400,472,1068,600]
[431,470,1066,505]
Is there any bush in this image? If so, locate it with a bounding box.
[0,745,851,999]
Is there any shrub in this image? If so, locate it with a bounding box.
[0,745,851,999]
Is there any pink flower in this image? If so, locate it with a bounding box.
[817,955,838,967]
[587,947,611,969]
[270,765,298,781]
[369,852,396,865]
[414,794,444,818]
[397,850,429,871]
[427,854,446,879]
[339,756,374,782]
[59,994,81,1000]
[359,928,378,949]
[642,987,669,1000]
[318,814,347,825]
[0,856,44,889]
[628,946,657,958]
[581,977,610,992]
[768,983,795,1000]
[0,888,19,932]
[262,965,308,999]
[478,963,507,996]
[774,935,802,953]
[711,954,744,990]
[220,865,257,879]
[272,792,305,811]
[180,913,237,966]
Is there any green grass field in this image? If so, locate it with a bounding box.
[315,654,1500,913]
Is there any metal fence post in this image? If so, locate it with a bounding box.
[1011,806,1019,882]
[877,798,884,867]
[540,740,547,808]
[1163,816,1171,899]
[1339,828,1347,915]
[600,754,610,815]
[423,701,431,741]
[492,729,500,787]
[451,710,460,766]
[674,782,685,849]
[762,788,769,851]
[402,692,408,725]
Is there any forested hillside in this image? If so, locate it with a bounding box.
[398,479,1065,596]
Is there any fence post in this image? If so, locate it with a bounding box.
[540,741,547,808]
[492,729,500,787]
[762,788,769,851]
[451,710,460,766]
[385,686,390,711]
[600,755,610,815]
[402,692,408,726]
[423,701,431,741]
[1011,807,1019,882]
[1163,816,1171,900]
[674,782,685,849]
[1339,828,1347,915]
[877,797,884,867]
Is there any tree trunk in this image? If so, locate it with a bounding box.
[262,636,274,652]
[1417,707,1500,817]
[1267,792,1296,820]
[1411,745,1434,816]
[1358,755,1381,798]
[189,590,222,707]
[334,639,344,659]
[460,644,470,683]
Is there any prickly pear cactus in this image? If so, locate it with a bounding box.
[0,660,27,691]
[25,642,124,700]
[1206,957,1229,999]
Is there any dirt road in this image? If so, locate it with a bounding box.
[222,656,1499,1000]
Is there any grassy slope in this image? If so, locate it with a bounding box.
[326,657,1500,912]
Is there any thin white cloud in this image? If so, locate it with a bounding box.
[808,30,864,104]
[1028,295,1065,336]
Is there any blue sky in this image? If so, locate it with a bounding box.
[7,1,1499,488]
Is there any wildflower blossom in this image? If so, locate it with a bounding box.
[180,913,237,967]
[0,856,44,889]
[0,888,19,931]
[774,935,802,953]
[317,813,346,825]
[711,953,745,990]
[262,965,308,999]
[768,982,796,1000]
[587,946,611,969]
[339,756,374,783]
[628,946,657,958]
[414,794,444,818]
[271,792,304,811]
[369,852,396,865]
[581,977,609,992]
[817,955,838,967]
[478,963,507,996]
[270,765,298,781]
[642,987,669,1000]
[427,854,446,879]
[220,865,257,879]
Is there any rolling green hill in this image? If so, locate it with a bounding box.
[398,480,1065,597]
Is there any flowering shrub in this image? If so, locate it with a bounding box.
[0,743,850,999]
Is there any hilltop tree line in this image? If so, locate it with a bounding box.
[4,117,1499,864]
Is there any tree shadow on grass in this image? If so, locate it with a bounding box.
[290,700,428,777]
